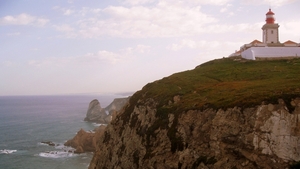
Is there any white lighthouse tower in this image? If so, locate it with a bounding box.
[262,9,280,45]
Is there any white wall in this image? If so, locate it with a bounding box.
[241,47,300,60]
[266,29,278,44]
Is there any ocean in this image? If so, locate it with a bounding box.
[0,94,121,169]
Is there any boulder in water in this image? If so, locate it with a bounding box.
[41,141,56,146]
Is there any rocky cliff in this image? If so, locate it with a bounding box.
[84,97,130,124]
[88,58,300,168]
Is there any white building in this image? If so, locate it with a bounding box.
[231,9,300,60]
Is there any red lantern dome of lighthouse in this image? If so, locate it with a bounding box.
[265,8,275,24]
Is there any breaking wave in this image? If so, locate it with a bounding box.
[0,149,17,154]
[39,151,77,158]
[37,141,77,158]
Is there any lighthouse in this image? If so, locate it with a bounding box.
[232,8,300,60]
[262,9,280,44]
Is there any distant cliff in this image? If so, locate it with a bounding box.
[84,97,130,124]
[88,58,300,168]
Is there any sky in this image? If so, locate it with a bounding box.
[0,0,300,96]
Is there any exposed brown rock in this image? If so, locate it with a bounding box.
[64,125,106,153]
[89,98,300,169]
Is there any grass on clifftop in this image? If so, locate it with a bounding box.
[131,57,300,112]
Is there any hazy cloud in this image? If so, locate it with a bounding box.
[53,6,76,16]
[53,24,77,38]
[0,13,49,26]
[75,2,217,38]
[122,44,151,55]
[54,24,74,32]
[28,44,150,68]
[28,51,120,68]
[280,20,300,39]
[242,0,296,7]
[54,1,275,39]
[6,32,21,36]
[124,0,232,6]
[203,22,263,34]
[63,9,75,16]
[187,0,232,5]
[124,0,155,5]
[83,51,122,64]
[220,4,233,13]
[168,39,242,51]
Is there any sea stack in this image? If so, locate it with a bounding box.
[84,97,131,124]
[84,99,108,123]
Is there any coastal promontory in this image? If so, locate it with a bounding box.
[88,57,300,168]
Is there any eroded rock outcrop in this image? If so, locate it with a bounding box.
[89,98,300,169]
[64,125,106,153]
[84,97,130,124]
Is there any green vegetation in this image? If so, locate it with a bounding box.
[135,57,300,112]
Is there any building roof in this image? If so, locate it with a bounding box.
[283,40,298,44]
[250,39,263,44]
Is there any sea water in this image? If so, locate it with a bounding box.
[0,94,121,169]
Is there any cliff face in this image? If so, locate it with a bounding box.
[89,98,300,169]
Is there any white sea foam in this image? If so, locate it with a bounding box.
[92,123,107,127]
[0,149,17,154]
[92,123,101,127]
[38,142,53,146]
[37,141,76,159]
[55,143,76,154]
[39,151,76,158]
[38,142,48,146]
